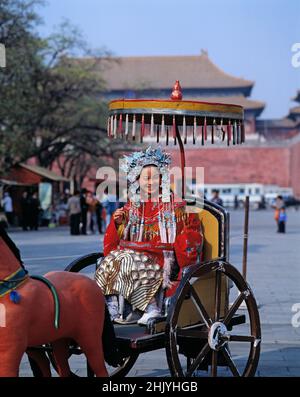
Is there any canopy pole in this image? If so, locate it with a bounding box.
[175,125,186,199]
[242,195,250,280]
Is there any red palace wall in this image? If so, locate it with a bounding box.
[18,139,299,199]
[170,142,300,198]
[290,140,300,198]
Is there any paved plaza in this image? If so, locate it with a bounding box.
[8,208,300,377]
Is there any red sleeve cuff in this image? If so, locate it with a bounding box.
[103,218,120,256]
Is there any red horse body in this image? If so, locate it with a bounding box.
[0,235,108,377]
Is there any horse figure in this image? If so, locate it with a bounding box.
[0,225,109,377]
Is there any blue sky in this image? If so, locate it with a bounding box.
[37,0,300,118]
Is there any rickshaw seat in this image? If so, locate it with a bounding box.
[185,197,228,262]
[198,207,220,261]
[175,199,230,328]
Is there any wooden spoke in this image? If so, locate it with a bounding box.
[223,292,245,326]
[221,346,241,377]
[186,343,211,377]
[214,270,222,321]
[187,357,192,370]
[211,350,218,377]
[190,284,213,328]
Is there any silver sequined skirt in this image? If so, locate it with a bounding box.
[94,249,163,311]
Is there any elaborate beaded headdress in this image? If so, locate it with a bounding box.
[120,146,171,204]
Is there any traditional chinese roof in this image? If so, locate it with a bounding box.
[188,95,265,115]
[289,106,300,115]
[292,90,300,103]
[256,118,298,129]
[19,163,69,182]
[100,51,254,93]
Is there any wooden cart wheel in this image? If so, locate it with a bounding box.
[165,260,261,377]
[64,252,103,273]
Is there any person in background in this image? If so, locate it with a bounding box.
[28,192,40,230]
[86,191,98,234]
[211,189,223,207]
[259,195,266,210]
[67,190,81,235]
[1,192,14,226]
[80,188,88,235]
[95,198,103,234]
[20,191,29,231]
[101,188,119,229]
[56,194,69,225]
[278,207,287,233]
[272,195,286,233]
[234,195,239,210]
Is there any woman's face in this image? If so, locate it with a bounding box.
[139,165,160,199]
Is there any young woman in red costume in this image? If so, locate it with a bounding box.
[95,147,203,325]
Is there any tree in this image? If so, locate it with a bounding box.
[0,0,45,171]
[0,0,133,187]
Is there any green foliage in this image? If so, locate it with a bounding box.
[0,0,125,185]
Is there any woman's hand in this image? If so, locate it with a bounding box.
[113,207,125,225]
[162,277,176,290]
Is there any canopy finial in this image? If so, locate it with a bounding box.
[170,80,182,100]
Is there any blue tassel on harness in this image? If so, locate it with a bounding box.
[9,290,21,304]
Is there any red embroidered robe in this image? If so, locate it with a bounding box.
[103,198,203,297]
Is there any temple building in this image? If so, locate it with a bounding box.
[100,50,265,136]
[97,52,300,198]
[256,89,300,140]
[289,90,300,123]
